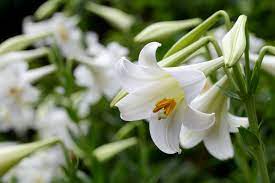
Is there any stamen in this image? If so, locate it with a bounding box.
[153,98,177,119]
[57,24,69,42]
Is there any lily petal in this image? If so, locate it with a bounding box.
[203,118,234,160]
[164,67,206,103]
[180,125,205,148]
[181,105,215,131]
[116,78,183,121]
[138,42,161,68]
[115,58,167,93]
[226,113,249,133]
[148,114,182,154]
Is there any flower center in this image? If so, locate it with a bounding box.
[9,87,22,97]
[153,98,177,120]
[57,24,69,42]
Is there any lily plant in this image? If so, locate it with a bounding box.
[112,10,275,183]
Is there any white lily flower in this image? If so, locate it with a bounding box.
[222,15,247,67]
[180,76,249,160]
[115,42,215,154]
[74,41,128,115]
[3,147,64,183]
[0,61,39,133]
[23,13,84,57]
[85,32,106,56]
[36,106,83,149]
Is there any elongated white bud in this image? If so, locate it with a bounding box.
[35,0,64,20]
[0,32,51,55]
[0,48,49,68]
[86,2,134,31]
[222,15,247,67]
[135,19,201,43]
[24,65,56,83]
[0,138,59,176]
[93,137,137,162]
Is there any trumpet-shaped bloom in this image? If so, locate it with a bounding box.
[115,42,215,154]
[180,76,249,160]
[0,61,39,133]
[74,40,128,115]
[23,13,83,57]
[36,106,84,149]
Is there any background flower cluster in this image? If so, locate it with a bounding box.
[0,0,275,182]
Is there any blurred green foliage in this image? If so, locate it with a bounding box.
[1,0,275,182]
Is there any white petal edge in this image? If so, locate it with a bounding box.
[164,67,206,103]
[181,105,215,131]
[115,58,166,93]
[148,115,182,154]
[180,125,205,148]
[226,113,249,133]
[203,118,234,160]
[138,42,161,68]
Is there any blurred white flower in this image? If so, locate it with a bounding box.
[3,147,64,183]
[115,42,215,154]
[23,13,84,57]
[0,61,39,133]
[36,106,81,149]
[180,76,249,160]
[85,31,128,58]
[85,32,105,56]
[74,40,128,115]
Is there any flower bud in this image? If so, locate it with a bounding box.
[0,32,51,55]
[93,137,137,162]
[34,0,64,20]
[24,65,56,83]
[86,2,134,31]
[222,15,247,67]
[0,138,59,176]
[134,19,201,43]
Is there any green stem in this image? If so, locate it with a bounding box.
[138,123,149,182]
[159,36,222,67]
[234,134,252,183]
[164,10,231,58]
[244,24,251,83]
[232,63,247,95]
[250,46,275,93]
[223,66,240,92]
[244,97,270,183]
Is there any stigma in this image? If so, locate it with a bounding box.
[153,98,176,120]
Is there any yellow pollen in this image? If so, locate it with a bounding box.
[153,98,177,117]
[57,24,69,42]
[9,87,22,97]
